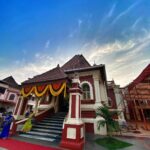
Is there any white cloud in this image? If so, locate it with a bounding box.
[140,59,150,63]
[68,19,83,38]
[107,3,116,18]
[131,17,142,30]
[111,1,140,25]
[0,30,149,87]
[80,31,150,86]
[0,53,69,84]
[82,40,135,62]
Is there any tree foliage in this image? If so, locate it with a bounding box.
[96,105,119,137]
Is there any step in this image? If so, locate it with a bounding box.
[19,134,55,142]
[33,125,62,130]
[27,131,60,137]
[43,118,64,121]
[37,122,63,127]
[42,120,64,124]
[32,128,62,134]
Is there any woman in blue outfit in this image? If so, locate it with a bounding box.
[0,112,14,139]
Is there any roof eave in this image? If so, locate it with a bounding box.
[64,65,104,73]
[22,76,69,86]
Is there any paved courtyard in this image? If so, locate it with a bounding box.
[85,133,150,150]
[9,133,150,150]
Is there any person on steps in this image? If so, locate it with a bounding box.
[22,111,34,133]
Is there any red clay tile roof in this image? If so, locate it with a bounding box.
[61,54,91,71]
[127,64,150,90]
[22,65,68,85]
[22,54,107,85]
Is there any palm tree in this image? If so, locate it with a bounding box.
[96,105,119,137]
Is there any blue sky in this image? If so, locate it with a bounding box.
[0,0,150,86]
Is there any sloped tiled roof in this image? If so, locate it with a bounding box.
[22,54,107,85]
[2,76,20,89]
[22,65,68,84]
[61,54,91,71]
[127,64,150,90]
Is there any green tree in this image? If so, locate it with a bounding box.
[96,105,119,137]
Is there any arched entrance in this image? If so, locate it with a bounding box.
[58,93,69,112]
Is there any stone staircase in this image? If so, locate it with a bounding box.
[19,112,66,142]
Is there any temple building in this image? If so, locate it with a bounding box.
[122,64,150,130]
[0,76,20,114]
[11,54,108,149]
[107,80,126,123]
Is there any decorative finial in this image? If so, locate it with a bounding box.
[57,64,60,67]
[93,60,96,66]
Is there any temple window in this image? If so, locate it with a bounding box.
[9,94,15,100]
[81,81,93,100]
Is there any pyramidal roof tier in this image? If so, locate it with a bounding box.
[22,54,107,85]
[61,54,91,71]
[22,65,68,85]
[1,76,20,89]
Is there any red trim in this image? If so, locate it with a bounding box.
[14,98,21,115]
[107,88,117,109]
[60,124,84,150]
[71,95,76,118]
[128,64,150,90]
[85,123,94,133]
[10,108,55,135]
[79,97,81,118]
[35,108,54,122]
[80,75,96,103]
[81,111,96,118]
[72,83,79,88]
[0,100,16,105]
[81,100,95,104]
[69,89,82,94]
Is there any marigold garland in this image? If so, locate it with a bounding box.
[49,83,66,97]
[21,82,66,98]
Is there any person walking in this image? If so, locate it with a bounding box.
[0,112,14,139]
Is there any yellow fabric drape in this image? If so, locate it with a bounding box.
[21,87,35,97]
[21,82,66,98]
[34,85,49,97]
[49,83,66,97]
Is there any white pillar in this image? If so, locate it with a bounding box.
[93,76,107,135]
[60,77,85,150]
[17,96,24,115]
[114,87,126,122]
[93,76,103,111]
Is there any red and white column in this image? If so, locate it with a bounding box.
[60,77,85,150]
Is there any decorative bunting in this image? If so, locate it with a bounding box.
[21,82,66,98]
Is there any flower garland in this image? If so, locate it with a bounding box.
[21,82,66,98]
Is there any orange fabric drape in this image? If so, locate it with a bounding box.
[21,82,66,98]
